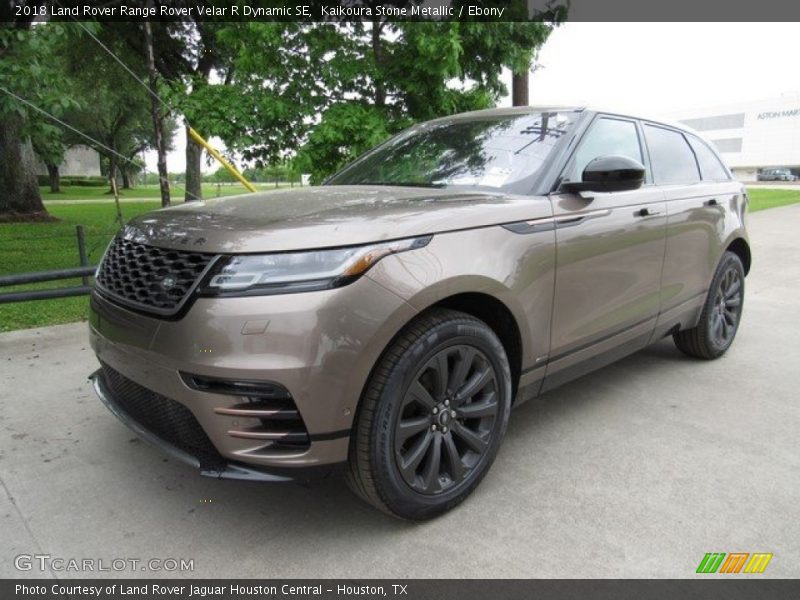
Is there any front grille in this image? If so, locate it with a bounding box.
[100,363,225,470]
[95,237,215,315]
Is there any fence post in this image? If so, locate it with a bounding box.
[76,225,89,285]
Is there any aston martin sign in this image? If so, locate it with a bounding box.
[757,109,800,119]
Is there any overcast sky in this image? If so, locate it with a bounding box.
[499,22,800,113]
[146,22,800,174]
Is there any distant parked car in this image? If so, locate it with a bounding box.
[758,168,798,181]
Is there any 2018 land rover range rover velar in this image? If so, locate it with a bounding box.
[89,107,751,520]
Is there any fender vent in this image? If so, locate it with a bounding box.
[182,373,310,450]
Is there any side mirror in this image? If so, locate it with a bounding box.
[561,155,645,194]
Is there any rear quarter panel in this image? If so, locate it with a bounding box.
[661,180,748,314]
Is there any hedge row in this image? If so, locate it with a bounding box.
[38,175,108,187]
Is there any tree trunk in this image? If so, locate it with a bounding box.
[371,20,385,107]
[108,164,124,227]
[47,163,60,193]
[184,127,203,201]
[0,114,51,221]
[512,68,529,107]
[108,155,118,194]
[121,168,131,189]
[144,15,171,208]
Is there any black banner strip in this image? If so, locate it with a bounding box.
[3,579,800,600]
[5,0,800,23]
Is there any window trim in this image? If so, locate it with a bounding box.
[685,133,733,182]
[640,122,702,186]
[554,113,651,191]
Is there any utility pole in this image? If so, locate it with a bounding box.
[143,13,170,207]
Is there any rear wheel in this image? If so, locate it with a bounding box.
[346,308,512,520]
[673,251,745,359]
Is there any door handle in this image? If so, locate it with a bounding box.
[704,198,719,207]
[636,207,662,217]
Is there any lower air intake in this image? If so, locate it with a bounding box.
[99,363,225,470]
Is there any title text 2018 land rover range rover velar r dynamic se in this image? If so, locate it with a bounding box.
[89,107,750,520]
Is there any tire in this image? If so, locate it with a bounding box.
[346,308,512,520]
[673,251,745,359]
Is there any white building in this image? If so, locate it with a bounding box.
[668,93,800,182]
[37,145,101,177]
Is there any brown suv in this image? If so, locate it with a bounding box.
[89,107,750,519]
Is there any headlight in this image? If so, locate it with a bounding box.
[201,236,431,296]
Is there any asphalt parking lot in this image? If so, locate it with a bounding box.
[1,204,798,579]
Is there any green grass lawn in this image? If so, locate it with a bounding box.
[1,187,799,332]
[0,201,161,332]
[747,188,800,212]
[41,182,288,202]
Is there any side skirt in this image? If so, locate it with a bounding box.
[539,331,654,394]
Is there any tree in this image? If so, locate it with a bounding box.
[294,12,564,182]
[57,27,174,195]
[295,103,395,183]
[454,2,566,107]
[501,22,556,106]
[0,3,67,220]
[30,122,66,193]
[121,157,145,190]
[106,18,237,201]
[207,166,235,184]
[143,16,171,206]
[165,22,333,198]
[92,8,566,193]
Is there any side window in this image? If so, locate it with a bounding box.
[565,118,643,182]
[687,135,730,181]
[644,125,701,184]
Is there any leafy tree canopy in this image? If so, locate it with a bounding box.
[109,10,562,185]
[0,23,77,167]
[56,25,176,182]
[296,17,561,181]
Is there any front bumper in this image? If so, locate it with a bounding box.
[91,368,308,481]
[88,275,417,476]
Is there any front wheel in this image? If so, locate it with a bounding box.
[346,308,512,520]
[673,251,745,359]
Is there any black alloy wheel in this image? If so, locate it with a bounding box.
[394,344,499,495]
[347,308,512,520]
[709,265,743,348]
[673,251,746,359]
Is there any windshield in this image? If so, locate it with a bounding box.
[326,111,578,193]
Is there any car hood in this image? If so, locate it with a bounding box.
[125,185,551,253]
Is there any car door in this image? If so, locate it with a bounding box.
[542,115,667,390]
[646,127,733,329]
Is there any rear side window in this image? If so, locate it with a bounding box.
[688,136,730,181]
[565,117,643,182]
[644,125,700,185]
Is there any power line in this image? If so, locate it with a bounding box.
[0,85,201,201]
[2,87,134,166]
[53,2,178,115]
[53,4,201,202]
[53,11,262,201]
[55,11,253,194]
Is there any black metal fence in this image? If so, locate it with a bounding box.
[0,225,98,304]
